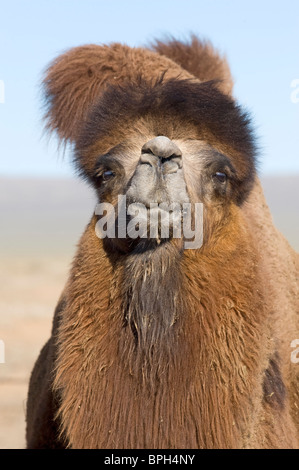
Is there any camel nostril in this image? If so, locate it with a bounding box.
[141,136,182,160]
[141,136,182,173]
[140,152,182,174]
[161,155,183,168]
[140,152,159,167]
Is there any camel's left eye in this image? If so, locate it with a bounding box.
[102,170,115,181]
[213,172,227,183]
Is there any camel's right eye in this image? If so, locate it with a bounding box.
[102,170,115,181]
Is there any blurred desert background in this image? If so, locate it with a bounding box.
[0,175,298,449]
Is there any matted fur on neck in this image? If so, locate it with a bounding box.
[121,241,184,382]
[52,213,277,449]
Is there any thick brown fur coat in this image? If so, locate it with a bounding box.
[26,36,299,449]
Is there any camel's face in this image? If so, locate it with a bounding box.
[87,132,243,252]
[93,135,236,204]
[75,79,257,252]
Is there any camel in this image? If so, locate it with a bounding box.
[26,35,299,449]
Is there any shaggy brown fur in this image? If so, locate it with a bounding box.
[43,43,194,145]
[151,35,234,95]
[26,36,299,449]
[76,78,255,204]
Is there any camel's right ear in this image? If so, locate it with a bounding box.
[151,35,234,96]
[43,45,119,144]
[43,44,135,145]
[43,42,194,146]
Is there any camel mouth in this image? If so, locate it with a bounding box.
[125,201,184,242]
[95,195,203,251]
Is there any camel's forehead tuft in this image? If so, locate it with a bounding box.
[78,78,253,147]
[76,77,257,185]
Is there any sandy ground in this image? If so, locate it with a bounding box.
[0,176,298,448]
[0,177,95,448]
[0,255,71,448]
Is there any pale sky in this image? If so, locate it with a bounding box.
[0,0,298,177]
